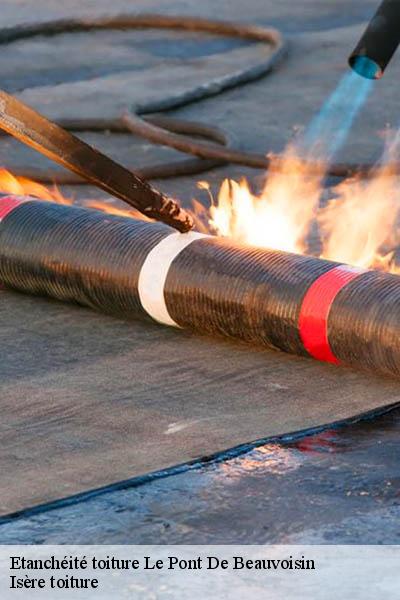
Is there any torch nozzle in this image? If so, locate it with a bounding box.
[349,0,400,79]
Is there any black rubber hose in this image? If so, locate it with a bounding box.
[1,196,400,379]
[0,14,394,182]
[0,15,284,182]
[121,111,384,178]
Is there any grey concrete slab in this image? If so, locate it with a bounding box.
[16,42,276,121]
[0,1,378,31]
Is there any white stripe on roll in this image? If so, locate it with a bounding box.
[138,231,208,327]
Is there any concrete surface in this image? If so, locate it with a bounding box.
[1,0,400,540]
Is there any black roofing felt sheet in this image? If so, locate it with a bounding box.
[1,288,400,518]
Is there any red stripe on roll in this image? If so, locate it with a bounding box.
[0,196,27,221]
[299,265,365,364]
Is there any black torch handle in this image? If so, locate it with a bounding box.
[0,90,193,232]
[349,0,400,78]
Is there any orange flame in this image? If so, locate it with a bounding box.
[208,151,324,254]
[202,139,400,274]
[0,168,145,220]
[319,170,400,271]
[85,200,149,221]
[319,136,400,272]
[0,168,71,204]
[2,146,400,276]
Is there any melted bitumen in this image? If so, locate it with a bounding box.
[1,406,400,544]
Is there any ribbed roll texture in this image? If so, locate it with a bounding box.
[1,196,400,378]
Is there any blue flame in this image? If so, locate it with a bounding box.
[295,69,374,163]
[351,56,381,80]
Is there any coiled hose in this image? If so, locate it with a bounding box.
[1,13,397,182]
[1,195,400,379]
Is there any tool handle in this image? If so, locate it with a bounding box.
[0,90,193,231]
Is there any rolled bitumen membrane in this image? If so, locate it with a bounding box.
[1,195,400,378]
[2,194,400,518]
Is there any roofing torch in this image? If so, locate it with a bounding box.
[349,0,400,79]
[0,90,193,232]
